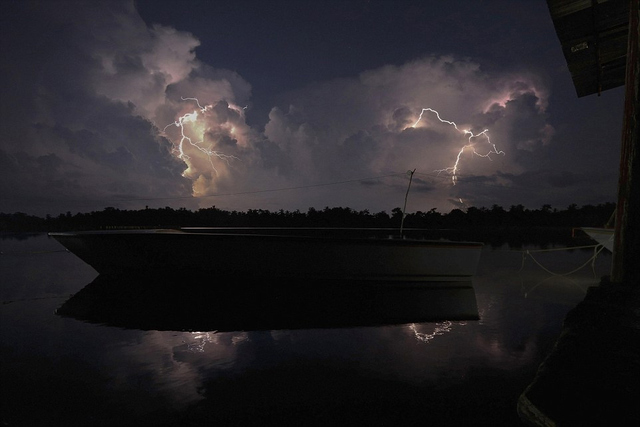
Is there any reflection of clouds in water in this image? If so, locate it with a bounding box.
[109,330,252,410]
[476,294,499,326]
[104,332,203,410]
[106,318,545,411]
[413,317,537,371]
[471,289,543,370]
[469,249,609,371]
[104,263,580,410]
[472,330,537,369]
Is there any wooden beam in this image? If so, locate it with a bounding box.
[612,0,639,285]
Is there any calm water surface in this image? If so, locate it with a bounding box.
[1,233,611,426]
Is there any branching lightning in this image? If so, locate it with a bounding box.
[163,97,239,175]
[411,108,505,185]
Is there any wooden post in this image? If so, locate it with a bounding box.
[611,0,639,285]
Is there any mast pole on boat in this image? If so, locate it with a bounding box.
[400,169,416,236]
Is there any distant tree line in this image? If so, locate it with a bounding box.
[0,202,616,233]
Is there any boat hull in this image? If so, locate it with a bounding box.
[49,229,483,282]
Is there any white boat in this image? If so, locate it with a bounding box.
[581,227,614,252]
[49,228,483,283]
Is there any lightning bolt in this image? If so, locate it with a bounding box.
[411,108,505,185]
[163,97,239,176]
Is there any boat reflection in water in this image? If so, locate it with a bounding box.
[56,274,479,332]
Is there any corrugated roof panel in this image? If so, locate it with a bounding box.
[547,0,628,97]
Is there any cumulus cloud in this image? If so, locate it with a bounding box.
[0,1,557,215]
[0,0,257,214]
[262,56,552,211]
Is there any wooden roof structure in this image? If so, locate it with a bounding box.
[547,0,629,97]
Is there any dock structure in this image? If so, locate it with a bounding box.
[612,0,640,286]
[519,1,640,425]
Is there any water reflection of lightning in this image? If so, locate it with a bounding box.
[185,331,250,352]
[163,97,239,175]
[187,331,217,352]
[409,321,460,343]
[411,108,505,185]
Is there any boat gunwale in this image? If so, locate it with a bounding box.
[48,229,484,248]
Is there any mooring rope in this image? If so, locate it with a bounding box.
[2,295,73,305]
[521,273,590,299]
[519,244,604,253]
[0,249,69,255]
[518,244,606,276]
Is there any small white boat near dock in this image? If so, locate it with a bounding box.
[581,227,614,252]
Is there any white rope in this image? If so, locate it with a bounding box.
[518,244,606,276]
[521,273,589,299]
[2,295,72,305]
[0,249,69,255]
[521,244,604,253]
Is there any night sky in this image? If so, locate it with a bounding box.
[0,0,625,216]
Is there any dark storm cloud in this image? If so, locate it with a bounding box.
[452,168,613,210]
[0,0,622,215]
[0,1,196,214]
[261,55,557,212]
[410,177,437,195]
[498,170,579,189]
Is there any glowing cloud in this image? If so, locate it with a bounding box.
[261,56,550,211]
[410,108,505,185]
[162,97,240,178]
[1,1,566,215]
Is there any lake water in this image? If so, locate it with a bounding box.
[1,233,611,426]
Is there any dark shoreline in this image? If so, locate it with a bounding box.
[1,202,615,232]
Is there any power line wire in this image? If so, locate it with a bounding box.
[0,172,407,205]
